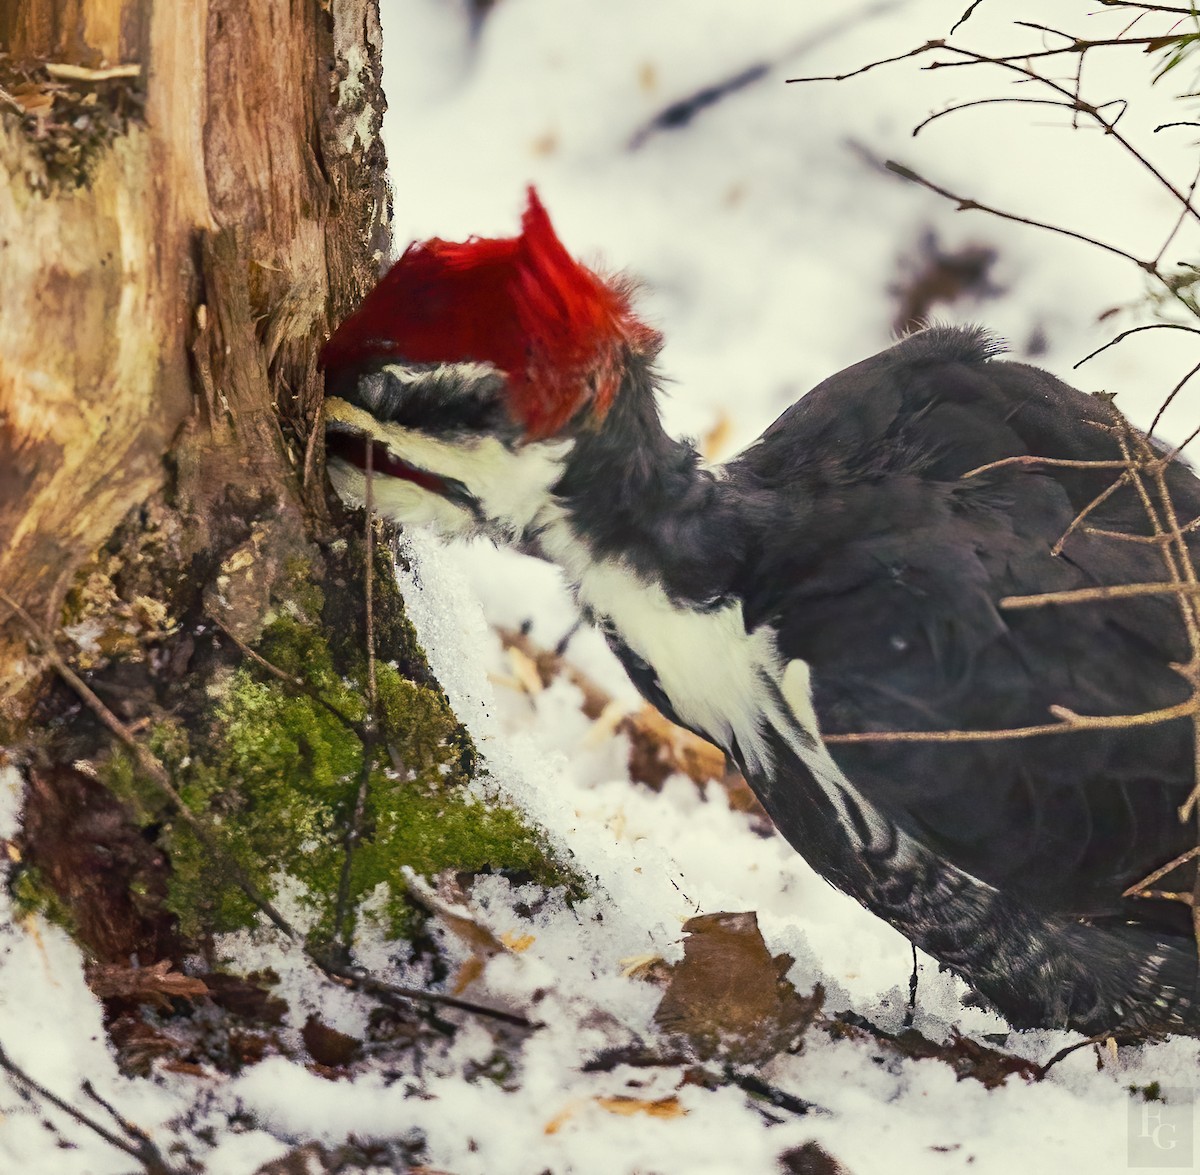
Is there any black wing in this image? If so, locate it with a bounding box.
[729,326,1198,925]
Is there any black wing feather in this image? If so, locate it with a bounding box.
[729,326,1196,925]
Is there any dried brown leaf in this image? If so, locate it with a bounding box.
[595,1094,687,1120]
[301,1015,362,1068]
[654,911,823,1062]
[202,969,288,1025]
[829,1014,1039,1090]
[780,1140,855,1175]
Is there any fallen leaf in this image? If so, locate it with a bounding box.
[8,81,55,114]
[302,1015,362,1068]
[654,911,823,1062]
[500,930,536,953]
[544,1099,585,1135]
[202,969,288,1025]
[596,1094,686,1120]
[544,1095,686,1135]
[619,952,671,983]
[829,1013,1039,1090]
[407,875,510,994]
[779,1140,854,1174]
[452,954,487,995]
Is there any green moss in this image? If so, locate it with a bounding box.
[103,595,574,946]
[10,865,78,937]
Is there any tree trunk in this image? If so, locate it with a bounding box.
[0,0,387,715]
[0,1,564,980]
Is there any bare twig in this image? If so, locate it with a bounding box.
[0,1042,177,1174]
[1149,357,1200,438]
[913,96,1099,137]
[950,1,986,35]
[999,581,1200,609]
[1124,846,1200,897]
[923,44,1200,226]
[1081,526,1170,544]
[786,40,946,85]
[884,161,1155,273]
[1074,323,1200,369]
[317,957,536,1030]
[961,455,1133,479]
[924,33,1193,69]
[1154,157,1200,268]
[212,616,366,739]
[1035,1031,1141,1077]
[823,699,1195,744]
[333,442,380,954]
[1052,472,1134,555]
[1097,0,1200,14]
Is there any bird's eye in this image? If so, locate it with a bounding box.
[889,634,910,653]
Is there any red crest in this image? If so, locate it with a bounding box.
[320,189,659,439]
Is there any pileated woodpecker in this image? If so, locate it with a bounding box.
[321,189,1200,1036]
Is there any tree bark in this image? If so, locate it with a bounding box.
[0,0,389,718]
[0,0,396,964]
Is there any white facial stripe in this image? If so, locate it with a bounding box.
[325,398,572,539]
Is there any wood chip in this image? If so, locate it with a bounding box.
[44,62,142,82]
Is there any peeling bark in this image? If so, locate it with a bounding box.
[0,0,397,949]
[0,0,388,720]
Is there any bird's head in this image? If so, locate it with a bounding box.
[320,188,661,542]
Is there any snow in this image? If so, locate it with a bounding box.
[7,1,1200,1172]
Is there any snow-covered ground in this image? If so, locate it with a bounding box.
[6,2,1200,1172]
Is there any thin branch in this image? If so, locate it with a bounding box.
[823,698,1195,744]
[318,958,536,1030]
[786,40,945,84]
[80,1081,176,1174]
[961,455,1133,479]
[1000,581,1200,609]
[1035,1031,1139,1078]
[1154,157,1200,267]
[1074,323,1200,369]
[1096,0,1200,13]
[884,161,1155,272]
[950,0,985,35]
[1149,356,1200,438]
[1081,526,1170,544]
[912,96,1093,137]
[1052,471,1133,555]
[924,34,1192,69]
[0,1042,177,1174]
[1161,415,1200,464]
[212,617,366,739]
[333,443,379,955]
[1124,846,1200,897]
[927,44,1200,229]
